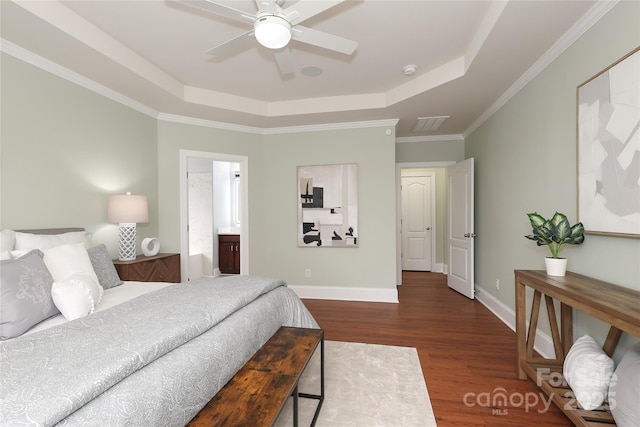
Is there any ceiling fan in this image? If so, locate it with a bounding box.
[181,0,358,75]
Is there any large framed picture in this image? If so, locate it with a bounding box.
[297,164,358,247]
[577,46,640,238]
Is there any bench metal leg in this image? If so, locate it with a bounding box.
[293,384,299,427]
[298,336,324,427]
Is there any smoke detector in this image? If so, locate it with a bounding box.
[403,64,417,76]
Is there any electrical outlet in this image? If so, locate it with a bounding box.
[305,268,311,278]
[495,279,500,290]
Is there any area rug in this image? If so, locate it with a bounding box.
[273,340,437,427]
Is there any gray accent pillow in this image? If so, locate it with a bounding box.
[87,244,123,289]
[0,249,59,340]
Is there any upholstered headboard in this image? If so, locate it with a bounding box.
[16,228,85,235]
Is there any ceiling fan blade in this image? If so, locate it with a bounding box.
[292,25,358,55]
[284,0,344,26]
[254,0,278,15]
[180,0,256,24]
[206,30,255,57]
[273,48,294,75]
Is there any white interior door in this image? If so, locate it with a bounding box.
[401,175,433,271]
[447,158,475,299]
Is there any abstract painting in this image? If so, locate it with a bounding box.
[298,164,358,247]
[577,47,640,238]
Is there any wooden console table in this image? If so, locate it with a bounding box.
[515,270,640,426]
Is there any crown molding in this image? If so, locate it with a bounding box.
[262,119,399,135]
[396,134,464,143]
[1,38,159,119]
[2,38,398,137]
[4,0,618,142]
[463,0,620,138]
[157,113,265,134]
[159,114,399,135]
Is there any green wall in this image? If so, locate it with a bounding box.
[395,138,465,163]
[466,1,640,351]
[1,52,399,293]
[0,54,158,257]
[262,127,397,288]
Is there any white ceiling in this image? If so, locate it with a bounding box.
[1,0,605,138]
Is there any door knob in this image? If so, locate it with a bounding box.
[426,227,431,231]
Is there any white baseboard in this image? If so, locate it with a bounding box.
[288,285,399,303]
[474,285,555,359]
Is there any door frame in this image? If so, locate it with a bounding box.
[179,149,249,282]
[396,161,454,286]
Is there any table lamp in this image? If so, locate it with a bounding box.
[107,192,149,261]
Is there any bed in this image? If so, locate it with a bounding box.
[0,228,318,426]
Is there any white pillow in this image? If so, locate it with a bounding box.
[608,342,640,427]
[43,243,103,305]
[563,334,615,410]
[14,231,92,251]
[51,272,101,320]
[0,229,15,251]
[0,251,12,261]
[9,249,29,259]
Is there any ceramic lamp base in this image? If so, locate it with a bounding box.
[118,223,137,261]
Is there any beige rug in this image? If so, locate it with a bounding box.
[273,340,437,427]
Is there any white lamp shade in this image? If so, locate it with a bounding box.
[107,193,149,224]
[254,15,291,49]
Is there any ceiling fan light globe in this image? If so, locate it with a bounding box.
[254,16,291,49]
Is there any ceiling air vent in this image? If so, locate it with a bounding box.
[413,116,450,132]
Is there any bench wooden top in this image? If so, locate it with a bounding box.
[188,327,324,427]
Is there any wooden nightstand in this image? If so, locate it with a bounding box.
[113,253,181,283]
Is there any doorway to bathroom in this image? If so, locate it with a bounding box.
[179,150,249,281]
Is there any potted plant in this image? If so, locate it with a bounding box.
[525,212,585,276]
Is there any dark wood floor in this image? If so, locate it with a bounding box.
[302,271,572,426]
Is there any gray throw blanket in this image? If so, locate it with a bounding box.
[0,276,318,426]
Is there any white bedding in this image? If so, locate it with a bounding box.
[22,281,174,336]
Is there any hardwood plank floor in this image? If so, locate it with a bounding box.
[302,271,573,426]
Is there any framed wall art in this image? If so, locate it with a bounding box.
[297,164,358,247]
[577,46,640,238]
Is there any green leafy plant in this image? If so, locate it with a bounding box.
[525,212,585,258]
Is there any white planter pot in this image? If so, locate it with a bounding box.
[545,257,567,277]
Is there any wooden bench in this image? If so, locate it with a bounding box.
[515,270,640,427]
[188,326,324,427]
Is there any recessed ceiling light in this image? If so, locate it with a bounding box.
[403,64,417,76]
[301,66,323,77]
